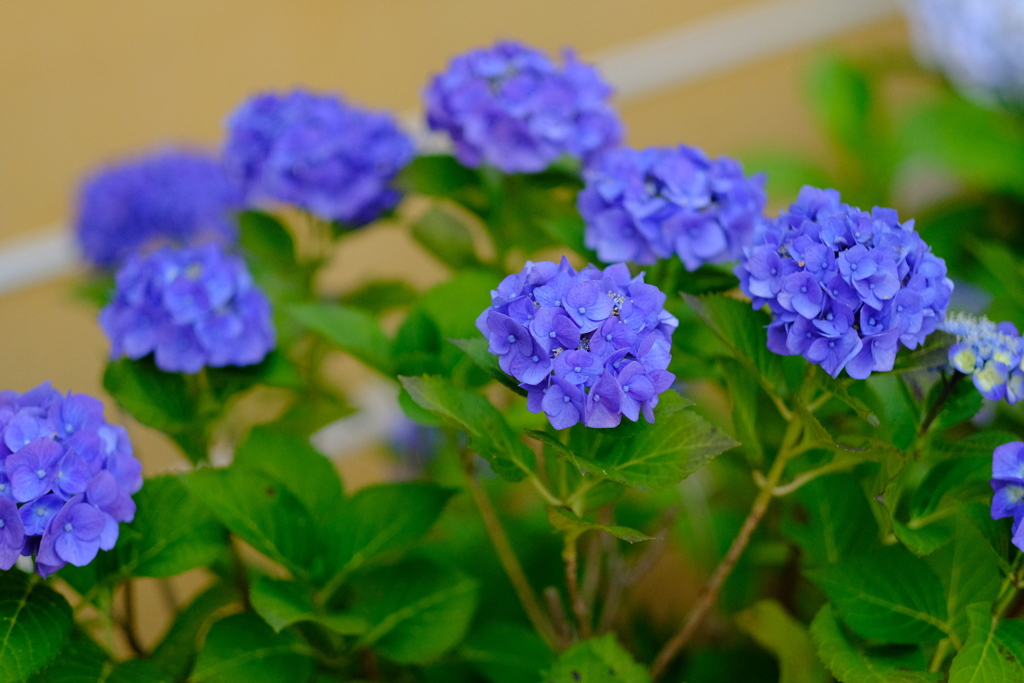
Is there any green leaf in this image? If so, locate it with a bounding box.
[192,613,314,683]
[104,660,168,683]
[250,577,367,635]
[150,581,238,681]
[810,606,940,683]
[397,154,481,197]
[399,375,535,481]
[268,389,353,438]
[682,293,801,402]
[927,518,1004,643]
[234,427,343,524]
[102,358,210,463]
[900,96,1024,197]
[287,303,393,375]
[459,621,553,683]
[449,337,526,395]
[391,309,445,377]
[720,357,764,464]
[924,374,983,430]
[0,572,72,683]
[807,545,949,644]
[566,392,738,490]
[811,366,880,426]
[411,206,481,269]
[181,467,318,580]
[417,269,498,340]
[328,481,454,576]
[735,600,828,683]
[128,475,228,578]
[807,55,872,153]
[782,472,878,567]
[238,210,298,272]
[545,634,651,683]
[948,603,1024,683]
[546,507,653,544]
[25,631,106,683]
[539,215,598,262]
[338,279,418,314]
[351,558,480,664]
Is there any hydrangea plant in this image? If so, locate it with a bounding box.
[6,36,1024,683]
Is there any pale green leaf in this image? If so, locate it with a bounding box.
[545,634,651,683]
[735,600,828,683]
[192,613,313,683]
[250,577,367,635]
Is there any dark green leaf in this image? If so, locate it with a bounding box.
[460,621,553,683]
[948,603,1024,682]
[545,634,651,683]
[192,613,313,683]
[351,558,479,664]
[810,606,940,683]
[339,279,418,314]
[448,337,526,395]
[0,572,72,683]
[807,545,949,644]
[400,375,535,481]
[268,389,353,438]
[104,660,168,683]
[327,481,454,576]
[720,357,764,463]
[924,374,982,430]
[287,303,392,375]
[927,518,1004,643]
[539,215,598,262]
[150,581,238,681]
[546,507,653,544]
[735,600,828,683]
[411,206,481,269]
[811,366,880,426]
[807,56,872,153]
[181,467,318,580]
[782,472,878,567]
[250,577,367,635]
[25,632,105,683]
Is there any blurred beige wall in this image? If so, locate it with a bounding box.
[0,3,909,477]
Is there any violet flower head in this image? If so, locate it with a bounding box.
[223,90,415,225]
[424,41,624,173]
[939,313,1024,403]
[736,186,954,379]
[579,146,767,269]
[905,0,1024,105]
[990,440,1024,552]
[99,243,276,374]
[0,382,142,576]
[478,258,678,430]
[75,150,243,268]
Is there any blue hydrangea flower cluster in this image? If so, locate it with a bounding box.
[905,0,1024,104]
[578,146,767,269]
[223,90,415,225]
[100,243,276,374]
[0,382,142,577]
[477,258,677,429]
[939,313,1024,403]
[75,150,243,268]
[990,440,1024,551]
[424,41,624,173]
[736,187,954,379]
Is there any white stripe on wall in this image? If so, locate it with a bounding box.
[0,0,899,298]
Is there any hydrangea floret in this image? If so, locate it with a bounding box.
[991,441,1024,551]
[578,145,767,269]
[478,258,677,429]
[939,313,1024,403]
[424,40,624,173]
[0,382,141,576]
[223,90,415,225]
[905,0,1024,105]
[75,150,242,268]
[100,243,276,374]
[736,186,954,379]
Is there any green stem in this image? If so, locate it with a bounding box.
[650,414,804,679]
[562,533,591,639]
[459,449,559,648]
[928,639,950,673]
